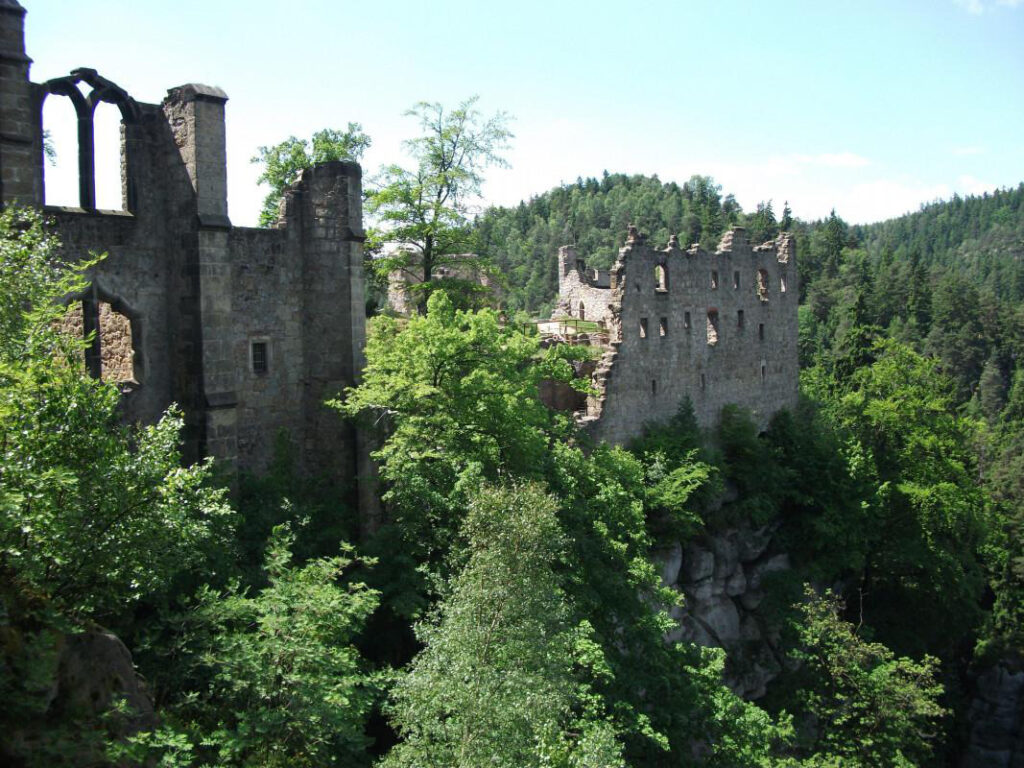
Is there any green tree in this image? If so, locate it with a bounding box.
[0,207,233,764]
[252,125,371,227]
[789,587,947,766]
[805,341,989,656]
[335,291,580,566]
[113,526,381,768]
[381,483,624,768]
[368,97,512,313]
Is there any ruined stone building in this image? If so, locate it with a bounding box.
[386,252,501,315]
[0,0,368,489]
[551,226,799,444]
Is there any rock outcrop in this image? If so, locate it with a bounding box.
[961,662,1024,768]
[656,522,790,699]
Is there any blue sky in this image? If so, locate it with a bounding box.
[26,0,1024,226]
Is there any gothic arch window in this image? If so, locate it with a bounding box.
[40,93,79,206]
[36,69,140,211]
[655,264,668,291]
[61,284,142,389]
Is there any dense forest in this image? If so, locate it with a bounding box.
[2,174,1022,766]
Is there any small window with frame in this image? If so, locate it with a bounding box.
[251,340,269,375]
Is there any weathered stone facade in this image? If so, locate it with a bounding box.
[553,225,799,443]
[0,0,368,488]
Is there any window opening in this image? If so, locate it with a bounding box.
[700,373,706,390]
[60,292,139,386]
[758,323,765,341]
[733,270,740,289]
[655,264,668,291]
[710,270,719,289]
[93,101,125,211]
[780,273,788,293]
[578,301,585,320]
[251,341,269,374]
[706,310,719,346]
[651,379,657,395]
[97,301,134,382]
[761,363,767,382]
[757,269,769,301]
[659,317,668,337]
[737,309,745,329]
[41,94,79,207]
[640,318,648,339]
[684,311,691,330]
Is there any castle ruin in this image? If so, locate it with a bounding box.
[0,0,369,495]
[2,0,799,499]
[551,225,799,444]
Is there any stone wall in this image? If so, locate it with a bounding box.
[554,245,615,327]
[0,1,368,493]
[554,227,799,443]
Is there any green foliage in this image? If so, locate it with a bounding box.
[340,295,797,765]
[117,526,382,768]
[805,341,989,656]
[382,483,625,768]
[252,124,371,226]
[367,97,511,313]
[0,207,234,764]
[788,587,947,766]
[474,173,749,315]
[0,207,232,621]
[335,290,582,566]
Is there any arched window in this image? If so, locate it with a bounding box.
[93,101,125,211]
[655,264,668,291]
[60,286,141,388]
[578,300,585,320]
[41,92,80,207]
[38,70,139,211]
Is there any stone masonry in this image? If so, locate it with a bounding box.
[0,0,369,494]
[552,225,799,443]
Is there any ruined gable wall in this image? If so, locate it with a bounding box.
[554,245,615,326]
[585,229,798,444]
[1,3,368,488]
[43,96,200,448]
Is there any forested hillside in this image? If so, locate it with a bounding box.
[4,178,1023,766]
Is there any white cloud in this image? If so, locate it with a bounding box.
[952,145,985,156]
